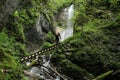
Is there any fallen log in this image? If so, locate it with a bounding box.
[93,70,113,80]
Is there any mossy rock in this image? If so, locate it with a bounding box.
[51,55,94,80]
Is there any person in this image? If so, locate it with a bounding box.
[55,32,61,43]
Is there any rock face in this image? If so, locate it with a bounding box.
[25,13,51,51]
[24,8,69,51]
[0,0,19,31]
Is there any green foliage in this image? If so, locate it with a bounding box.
[101,14,120,35]
[0,29,27,57]
[0,31,14,49]
[13,8,39,27]
[45,32,55,43]
[43,42,53,49]
[1,0,120,79]
[51,0,120,77]
[51,56,94,80]
[47,0,73,13]
[52,27,120,79]
[0,48,24,80]
[0,29,26,79]
[42,32,55,50]
[73,0,120,33]
[13,22,25,43]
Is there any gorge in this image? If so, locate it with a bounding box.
[0,0,120,80]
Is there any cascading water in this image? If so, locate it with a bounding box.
[60,4,74,42]
[27,4,74,80]
[36,15,43,38]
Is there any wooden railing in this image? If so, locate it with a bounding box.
[20,43,71,63]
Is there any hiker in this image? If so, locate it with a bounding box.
[54,27,62,43]
[55,32,61,43]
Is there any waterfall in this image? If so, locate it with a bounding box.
[36,15,43,37]
[67,4,74,28]
[27,4,74,80]
[60,4,74,42]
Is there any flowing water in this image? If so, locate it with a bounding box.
[28,4,74,80]
[60,4,74,42]
[36,15,42,38]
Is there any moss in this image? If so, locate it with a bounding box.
[45,32,55,43]
[51,56,94,80]
[42,42,53,49]
[60,54,66,59]
[0,48,24,80]
[14,24,25,43]
[101,14,120,36]
[1,0,120,80]
[0,29,26,79]
[93,70,113,80]
[0,29,27,56]
[51,11,120,78]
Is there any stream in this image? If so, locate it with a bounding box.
[26,4,74,80]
